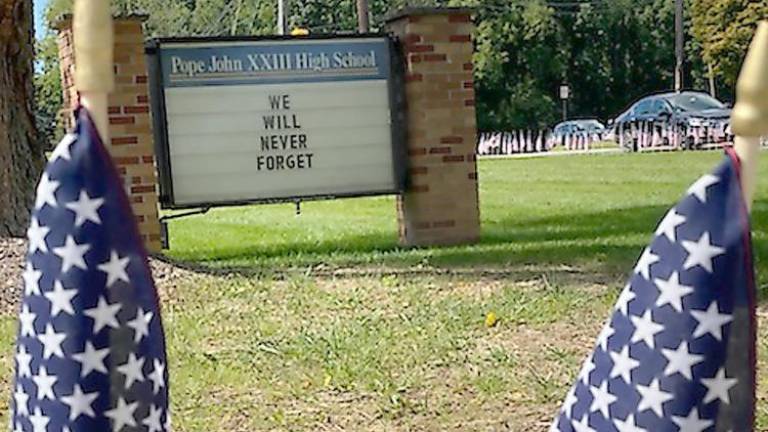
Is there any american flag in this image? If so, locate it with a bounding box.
[551,149,756,431]
[10,108,170,431]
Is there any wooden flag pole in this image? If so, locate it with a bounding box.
[731,21,768,212]
[73,0,114,141]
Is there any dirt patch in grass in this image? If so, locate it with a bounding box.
[0,238,25,316]
[0,237,199,317]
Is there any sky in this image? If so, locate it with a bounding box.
[34,0,49,38]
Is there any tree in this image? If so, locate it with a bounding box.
[36,0,700,135]
[35,33,63,147]
[690,0,768,94]
[0,0,45,237]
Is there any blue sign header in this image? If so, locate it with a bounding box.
[158,37,392,87]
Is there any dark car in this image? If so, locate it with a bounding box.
[611,91,731,149]
[552,119,606,141]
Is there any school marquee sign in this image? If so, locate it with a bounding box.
[147,36,406,209]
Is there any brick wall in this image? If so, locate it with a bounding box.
[56,16,163,253]
[386,8,481,246]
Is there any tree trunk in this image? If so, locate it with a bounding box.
[0,0,44,237]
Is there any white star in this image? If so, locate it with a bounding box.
[117,353,146,389]
[615,284,636,316]
[653,272,694,312]
[687,174,719,202]
[32,366,58,400]
[13,385,29,416]
[682,232,725,273]
[589,381,617,418]
[22,263,42,296]
[84,296,121,333]
[18,304,37,337]
[27,218,51,254]
[53,235,91,273]
[98,250,131,287]
[571,414,596,432]
[127,308,153,343]
[690,301,733,341]
[28,407,50,432]
[104,397,139,431]
[655,208,686,242]
[44,280,78,316]
[562,386,577,418]
[143,405,164,432]
[578,354,596,386]
[65,190,105,227]
[164,411,172,431]
[630,310,664,349]
[35,173,60,209]
[609,345,640,384]
[671,408,713,432]
[662,341,705,380]
[38,323,66,359]
[61,384,99,421]
[50,132,77,162]
[16,345,33,378]
[72,341,110,377]
[701,368,738,404]
[613,414,645,432]
[596,319,616,352]
[634,247,659,280]
[149,359,166,394]
[636,378,673,417]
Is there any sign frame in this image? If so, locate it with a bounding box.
[146,34,407,210]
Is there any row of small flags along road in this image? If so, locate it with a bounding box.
[617,121,733,152]
[478,122,765,157]
[477,124,741,157]
[477,130,605,156]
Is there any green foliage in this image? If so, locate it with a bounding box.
[34,35,63,148]
[45,0,277,37]
[472,0,681,129]
[34,0,759,140]
[690,0,768,90]
[35,0,280,146]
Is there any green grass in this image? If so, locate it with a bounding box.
[549,140,621,152]
[161,273,619,430]
[166,151,768,287]
[3,151,768,430]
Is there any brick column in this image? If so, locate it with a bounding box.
[386,8,480,247]
[55,15,163,253]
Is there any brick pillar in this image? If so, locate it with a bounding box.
[55,15,163,253]
[386,8,480,246]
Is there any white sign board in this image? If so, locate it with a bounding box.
[149,37,404,208]
[560,85,570,100]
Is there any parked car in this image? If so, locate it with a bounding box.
[610,91,731,149]
[552,119,606,142]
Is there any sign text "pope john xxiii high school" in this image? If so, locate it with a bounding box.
[170,50,380,77]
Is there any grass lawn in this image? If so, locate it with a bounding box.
[164,150,768,291]
[2,150,768,430]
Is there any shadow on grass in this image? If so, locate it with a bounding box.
[164,204,688,271]
[164,198,768,294]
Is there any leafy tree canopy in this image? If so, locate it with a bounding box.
[35,0,763,141]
